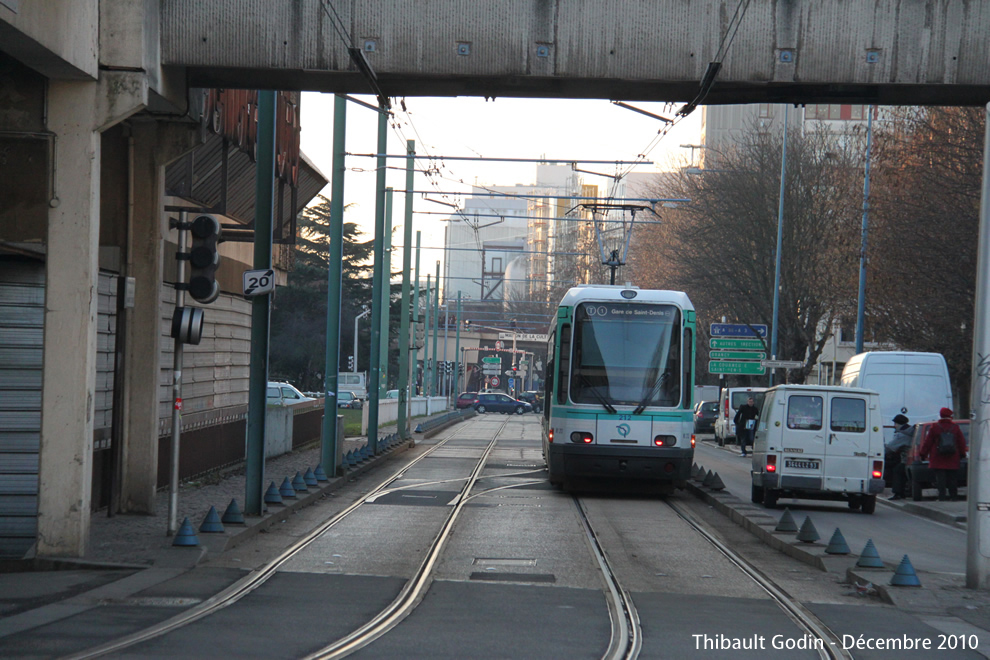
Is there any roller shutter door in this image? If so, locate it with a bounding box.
[0,258,44,558]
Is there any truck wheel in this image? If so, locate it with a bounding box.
[911,478,924,501]
[751,484,764,504]
[861,495,877,514]
[763,489,778,509]
[848,499,862,511]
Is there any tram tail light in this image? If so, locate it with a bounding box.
[691,434,696,448]
[548,429,553,443]
[872,461,883,479]
[653,435,676,447]
[571,431,593,444]
[766,454,777,473]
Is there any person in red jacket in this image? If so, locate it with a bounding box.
[919,407,968,501]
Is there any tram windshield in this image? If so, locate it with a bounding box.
[569,302,681,409]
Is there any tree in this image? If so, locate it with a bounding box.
[269,195,376,390]
[631,121,863,384]
[868,107,984,413]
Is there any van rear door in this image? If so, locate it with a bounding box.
[822,393,872,492]
[779,392,827,483]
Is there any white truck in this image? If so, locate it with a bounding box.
[338,372,368,400]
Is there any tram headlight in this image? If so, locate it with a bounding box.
[571,432,594,444]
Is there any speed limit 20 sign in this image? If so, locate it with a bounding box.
[243,268,275,296]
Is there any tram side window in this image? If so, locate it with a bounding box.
[558,325,571,404]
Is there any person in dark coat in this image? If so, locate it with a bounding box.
[734,396,760,457]
[885,414,911,500]
[919,407,967,501]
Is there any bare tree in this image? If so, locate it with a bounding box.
[631,121,863,384]
[868,107,985,413]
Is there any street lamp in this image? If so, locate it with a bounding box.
[353,306,370,372]
[769,104,789,386]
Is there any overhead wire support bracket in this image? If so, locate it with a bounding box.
[609,101,673,124]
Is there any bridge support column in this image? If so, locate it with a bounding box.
[37,81,102,557]
[968,102,990,590]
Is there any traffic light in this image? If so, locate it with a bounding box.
[188,214,221,303]
[347,355,354,371]
[458,363,464,376]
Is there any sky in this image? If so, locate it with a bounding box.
[298,94,703,282]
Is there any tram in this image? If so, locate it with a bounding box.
[541,285,696,491]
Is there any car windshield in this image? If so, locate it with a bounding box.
[568,302,681,407]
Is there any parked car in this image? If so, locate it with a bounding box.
[905,419,969,501]
[693,400,718,434]
[517,391,542,412]
[337,391,362,409]
[267,381,315,406]
[474,392,532,415]
[456,392,480,409]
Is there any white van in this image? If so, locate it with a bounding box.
[751,385,885,514]
[839,352,952,442]
[714,387,767,446]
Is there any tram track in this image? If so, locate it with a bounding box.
[64,418,510,660]
[665,498,853,660]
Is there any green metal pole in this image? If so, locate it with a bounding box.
[413,231,421,394]
[245,90,277,516]
[424,273,431,396]
[367,112,388,452]
[322,95,346,474]
[380,189,392,396]
[455,291,462,396]
[397,140,415,438]
[432,260,441,398]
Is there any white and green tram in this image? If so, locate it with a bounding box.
[542,285,697,491]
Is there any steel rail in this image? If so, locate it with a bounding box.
[63,421,493,660]
[666,500,853,660]
[306,421,507,659]
[574,497,643,660]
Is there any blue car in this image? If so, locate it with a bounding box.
[474,392,532,415]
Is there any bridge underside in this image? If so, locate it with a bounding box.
[165,0,990,106]
[186,69,990,107]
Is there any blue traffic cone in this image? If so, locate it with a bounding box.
[693,465,706,482]
[279,476,297,499]
[292,471,308,493]
[775,508,798,533]
[890,555,921,587]
[707,473,726,491]
[702,470,715,487]
[825,528,850,555]
[314,464,329,481]
[304,468,318,487]
[264,481,283,504]
[796,516,820,543]
[173,517,199,547]
[415,423,423,433]
[199,506,224,533]
[221,498,245,524]
[856,539,885,568]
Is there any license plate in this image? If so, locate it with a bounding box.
[785,459,821,470]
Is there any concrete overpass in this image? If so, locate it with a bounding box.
[164,0,990,106]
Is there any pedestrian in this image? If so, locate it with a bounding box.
[734,396,760,457]
[919,407,967,501]
[884,414,911,500]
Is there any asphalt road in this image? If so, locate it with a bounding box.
[693,437,967,575]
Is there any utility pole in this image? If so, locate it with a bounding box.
[378,189,392,398]
[769,104,789,388]
[244,90,277,517]
[855,105,874,355]
[320,94,346,475]
[455,292,462,396]
[397,140,415,438]
[424,273,431,396]
[432,260,441,397]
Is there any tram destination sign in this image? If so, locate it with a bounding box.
[710,323,768,338]
[710,351,766,360]
[709,360,767,375]
[710,338,766,350]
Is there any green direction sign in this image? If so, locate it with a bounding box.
[482,357,501,364]
[709,350,766,360]
[710,338,766,350]
[709,360,767,375]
